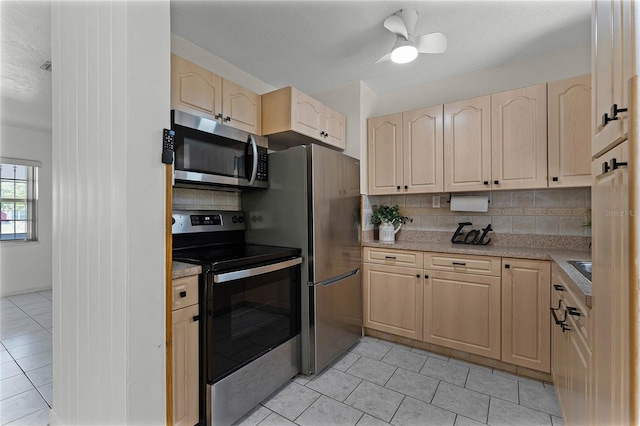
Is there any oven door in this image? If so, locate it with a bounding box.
[203,257,302,384]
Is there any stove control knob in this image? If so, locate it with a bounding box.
[232,216,238,223]
[238,216,245,223]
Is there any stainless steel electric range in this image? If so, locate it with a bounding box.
[172,210,302,426]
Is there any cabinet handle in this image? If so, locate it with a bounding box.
[550,305,567,325]
[566,306,581,317]
[610,158,628,170]
[561,323,571,332]
[494,180,499,185]
[452,262,466,266]
[602,112,614,127]
[611,103,628,118]
[404,185,408,190]
[416,274,420,278]
[192,315,200,322]
[483,181,489,185]
[179,291,187,298]
[554,284,565,291]
[215,113,223,120]
[224,116,231,122]
[384,256,397,260]
[425,274,429,279]
[602,161,610,175]
[504,264,510,269]
[320,131,326,137]
[552,177,559,182]
[397,186,401,190]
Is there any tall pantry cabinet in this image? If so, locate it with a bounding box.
[590,0,633,424]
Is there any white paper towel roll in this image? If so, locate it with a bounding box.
[450,195,489,212]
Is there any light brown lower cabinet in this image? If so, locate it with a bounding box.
[551,265,592,426]
[423,270,501,359]
[362,263,423,340]
[172,276,200,426]
[501,258,550,372]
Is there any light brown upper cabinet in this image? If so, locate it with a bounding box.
[443,95,492,192]
[368,106,443,195]
[491,84,548,190]
[548,75,591,188]
[171,54,261,134]
[367,113,403,195]
[262,86,346,150]
[592,0,632,157]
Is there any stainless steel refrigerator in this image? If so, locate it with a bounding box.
[242,144,362,375]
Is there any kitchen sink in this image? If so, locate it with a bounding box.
[568,260,592,282]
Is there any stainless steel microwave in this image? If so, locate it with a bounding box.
[171,110,268,190]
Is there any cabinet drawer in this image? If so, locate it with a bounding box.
[364,247,423,268]
[424,252,501,276]
[172,275,199,311]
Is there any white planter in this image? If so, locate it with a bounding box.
[379,222,402,243]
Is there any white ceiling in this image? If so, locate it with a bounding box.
[170,0,591,96]
[0,1,591,132]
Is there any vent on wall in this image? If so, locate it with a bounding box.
[40,61,52,72]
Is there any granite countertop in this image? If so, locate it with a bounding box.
[362,240,592,307]
[172,261,201,279]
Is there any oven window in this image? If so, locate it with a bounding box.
[206,264,301,383]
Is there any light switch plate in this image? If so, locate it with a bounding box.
[432,196,440,208]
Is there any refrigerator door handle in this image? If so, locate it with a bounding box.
[309,268,360,287]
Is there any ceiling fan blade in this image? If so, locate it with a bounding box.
[416,32,447,54]
[374,52,392,64]
[383,15,408,39]
[396,8,418,35]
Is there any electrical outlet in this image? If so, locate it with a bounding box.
[432,196,440,208]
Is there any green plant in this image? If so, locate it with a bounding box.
[370,204,411,226]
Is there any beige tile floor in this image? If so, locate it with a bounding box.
[0,291,565,426]
[1,291,52,425]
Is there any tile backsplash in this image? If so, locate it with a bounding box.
[173,187,241,211]
[363,188,591,250]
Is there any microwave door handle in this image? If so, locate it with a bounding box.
[248,134,258,186]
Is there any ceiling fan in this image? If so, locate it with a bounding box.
[376,8,447,64]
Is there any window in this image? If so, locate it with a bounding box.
[1,158,40,241]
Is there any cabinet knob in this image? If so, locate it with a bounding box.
[416,274,420,278]
[224,116,231,122]
[179,291,187,298]
[215,113,223,120]
[397,186,401,190]
[504,264,510,269]
[483,181,489,185]
[494,180,499,185]
[192,315,200,322]
[320,131,326,136]
[552,177,559,182]
[404,185,408,190]
[425,275,429,279]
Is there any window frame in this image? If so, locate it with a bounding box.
[0,157,41,243]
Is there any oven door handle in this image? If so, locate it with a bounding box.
[213,257,302,283]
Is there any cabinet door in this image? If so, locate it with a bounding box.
[592,141,630,425]
[548,75,592,188]
[403,105,444,193]
[491,84,548,190]
[444,96,492,192]
[322,107,346,150]
[363,263,423,340]
[423,270,501,359]
[550,287,569,416]
[222,79,261,134]
[501,258,551,372]
[172,304,199,426]
[171,54,221,120]
[291,88,324,140]
[592,0,629,156]
[367,113,403,195]
[567,316,592,426]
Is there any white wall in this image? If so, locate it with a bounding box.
[0,124,52,296]
[171,34,275,94]
[50,1,168,424]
